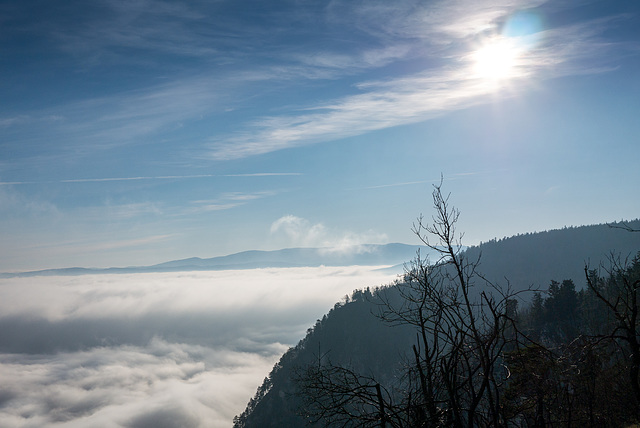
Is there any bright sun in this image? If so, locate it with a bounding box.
[471,37,522,81]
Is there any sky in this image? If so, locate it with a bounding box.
[1,0,640,271]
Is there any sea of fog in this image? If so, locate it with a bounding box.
[0,266,399,427]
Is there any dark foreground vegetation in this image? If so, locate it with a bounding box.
[234,185,639,427]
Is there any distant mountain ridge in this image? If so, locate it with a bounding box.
[0,243,431,278]
[4,220,638,280]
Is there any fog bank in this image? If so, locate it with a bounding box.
[0,267,397,427]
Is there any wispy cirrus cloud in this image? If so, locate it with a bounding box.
[206,67,495,160]
[325,0,547,45]
[0,186,60,218]
[0,115,31,128]
[2,58,371,164]
[189,191,278,213]
[57,234,176,254]
[3,0,634,168]
[52,0,219,62]
[20,233,175,254]
[0,1,536,160]
[207,10,632,160]
[293,44,413,70]
[0,78,234,169]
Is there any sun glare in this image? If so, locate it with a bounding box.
[471,37,522,81]
[469,11,545,86]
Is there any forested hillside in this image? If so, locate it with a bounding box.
[234,287,414,427]
[464,221,640,293]
[234,208,639,427]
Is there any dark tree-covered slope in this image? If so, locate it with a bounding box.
[234,221,640,427]
[233,288,414,428]
[464,220,640,292]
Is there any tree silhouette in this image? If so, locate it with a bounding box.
[585,252,640,414]
[298,180,530,427]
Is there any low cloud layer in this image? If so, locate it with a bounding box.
[0,267,398,427]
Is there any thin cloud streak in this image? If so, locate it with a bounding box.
[15,234,175,254]
[188,191,279,214]
[354,172,480,190]
[223,173,302,177]
[359,180,432,190]
[8,235,178,265]
[0,173,301,186]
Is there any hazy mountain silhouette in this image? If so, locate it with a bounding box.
[0,243,431,278]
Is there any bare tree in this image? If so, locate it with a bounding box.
[585,252,640,412]
[298,180,529,427]
[378,180,530,427]
[609,221,640,233]
[297,357,404,428]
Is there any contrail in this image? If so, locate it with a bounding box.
[0,173,302,185]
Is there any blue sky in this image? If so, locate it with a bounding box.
[1,0,639,271]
